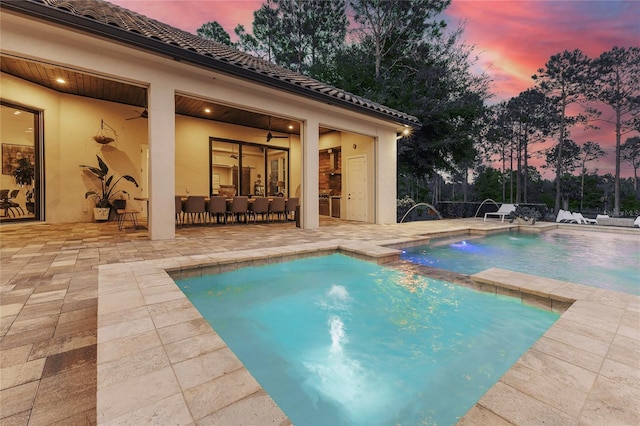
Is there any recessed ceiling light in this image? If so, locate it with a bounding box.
[204,108,211,113]
[288,125,294,130]
[56,78,66,84]
[13,111,22,115]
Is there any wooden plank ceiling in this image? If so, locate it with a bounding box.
[1,55,303,136]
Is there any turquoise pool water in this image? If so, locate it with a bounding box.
[178,253,559,425]
[401,229,640,296]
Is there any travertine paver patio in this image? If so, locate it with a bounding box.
[1,218,638,425]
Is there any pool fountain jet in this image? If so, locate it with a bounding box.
[399,203,443,223]
[329,316,346,354]
[473,198,501,218]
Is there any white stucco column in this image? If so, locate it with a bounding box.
[301,119,319,229]
[376,128,398,224]
[147,82,175,240]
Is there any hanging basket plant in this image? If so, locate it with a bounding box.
[93,135,115,145]
[93,119,117,145]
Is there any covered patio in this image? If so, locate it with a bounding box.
[1,0,419,239]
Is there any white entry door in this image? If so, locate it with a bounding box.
[347,155,367,222]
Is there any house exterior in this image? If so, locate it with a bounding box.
[0,0,419,240]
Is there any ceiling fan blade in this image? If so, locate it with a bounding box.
[266,132,288,142]
[126,109,148,120]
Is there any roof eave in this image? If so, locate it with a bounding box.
[1,0,420,128]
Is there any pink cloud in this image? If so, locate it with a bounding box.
[109,0,262,36]
[445,1,639,177]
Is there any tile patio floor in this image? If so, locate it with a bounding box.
[0,218,638,425]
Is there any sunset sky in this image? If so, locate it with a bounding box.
[109,0,639,177]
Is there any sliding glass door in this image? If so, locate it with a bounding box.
[1,102,42,222]
[210,137,289,198]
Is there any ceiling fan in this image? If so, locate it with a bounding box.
[265,116,288,142]
[126,108,148,120]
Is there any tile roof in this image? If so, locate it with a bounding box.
[7,0,420,126]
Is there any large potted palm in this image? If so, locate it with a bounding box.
[79,155,138,221]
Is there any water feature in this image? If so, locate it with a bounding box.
[399,202,442,223]
[473,198,500,218]
[178,253,559,425]
[401,229,640,295]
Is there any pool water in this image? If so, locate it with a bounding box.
[178,253,559,425]
[401,229,640,296]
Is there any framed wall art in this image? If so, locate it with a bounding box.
[2,143,35,175]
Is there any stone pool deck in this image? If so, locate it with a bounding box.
[1,218,638,425]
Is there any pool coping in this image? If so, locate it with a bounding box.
[96,231,640,425]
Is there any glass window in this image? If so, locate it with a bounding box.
[210,138,288,198]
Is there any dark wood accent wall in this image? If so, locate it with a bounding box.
[319,149,342,195]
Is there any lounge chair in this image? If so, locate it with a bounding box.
[556,209,578,223]
[572,212,597,225]
[484,203,516,222]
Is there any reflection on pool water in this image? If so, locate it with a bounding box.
[401,229,640,296]
[178,253,558,425]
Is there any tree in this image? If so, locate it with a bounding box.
[348,0,449,80]
[196,21,232,45]
[533,49,593,213]
[473,165,502,202]
[577,141,606,211]
[395,27,491,180]
[590,46,640,215]
[504,88,555,203]
[590,47,640,215]
[235,0,347,75]
[479,102,513,202]
[543,138,581,176]
[621,136,640,192]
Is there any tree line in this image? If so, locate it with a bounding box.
[196,0,640,216]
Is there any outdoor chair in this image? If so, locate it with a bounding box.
[556,209,578,223]
[113,199,140,230]
[284,197,298,221]
[483,203,516,222]
[206,196,227,224]
[269,197,286,222]
[249,197,269,223]
[228,196,249,224]
[175,196,184,226]
[572,212,596,225]
[7,189,25,216]
[183,196,206,225]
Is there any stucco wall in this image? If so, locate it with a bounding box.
[1,9,404,232]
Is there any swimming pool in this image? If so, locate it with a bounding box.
[401,229,640,296]
[178,253,559,425]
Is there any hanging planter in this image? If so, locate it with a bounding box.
[93,135,114,145]
[93,119,117,145]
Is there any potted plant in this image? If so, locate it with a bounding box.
[25,189,34,213]
[508,206,541,225]
[12,157,35,186]
[11,157,35,213]
[79,155,138,221]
